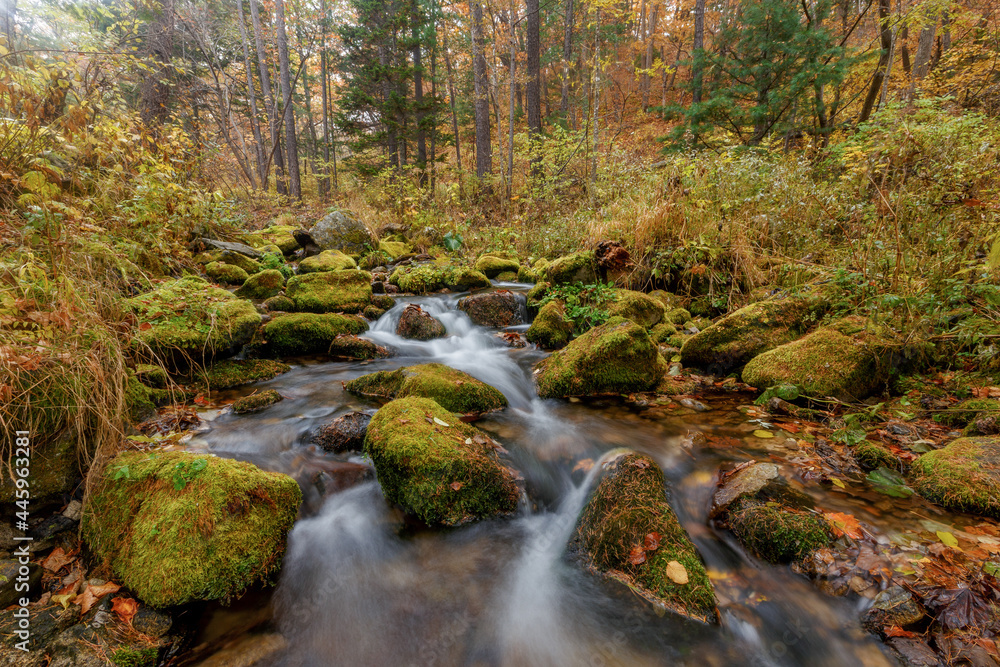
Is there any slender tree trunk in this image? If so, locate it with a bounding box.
[900,25,911,75]
[140,0,174,127]
[319,0,330,198]
[442,29,462,178]
[412,0,428,185]
[1,0,15,52]
[236,0,265,187]
[912,16,937,79]
[471,0,492,184]
[274,0,300,200]
[691,0,705,105]
[559,0,573,124]
[526,0,542,176]
[507,0,516,197]
[379,42,399,170]
[590,9,600,187]
[641,4,659,111]
[249,0,286,195]
[858,0,891,124]
[301,56,320,188]
[660,44,668,116]
[430,37,438,191]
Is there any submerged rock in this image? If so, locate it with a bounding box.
[863,585,925,635]
[83,451,301,607]
[576,451,718,623]
[474,255,520,278]
[249,312,368,356]
[525,300,574,349]
[233,389,283,414]
[854,440,898,471]
[235,269,285,300]
[727,501,831,563]
[709,462,780,518]
[910,436,1000,518]
[534,318,666,398]
[680,296,821,374]
[309,210,377,255]
[364,396,521,526]
[299,249,358,273]
[285,270,372,314]
[544,251,597,285]
[346,363,507,415]
[458,290,523,327]
[311,411,374,452]
[396,304,447,340]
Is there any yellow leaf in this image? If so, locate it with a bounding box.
[937,531,960,548]
[664,560,689,585]
[752,430,774,439]
[831,478,846,489]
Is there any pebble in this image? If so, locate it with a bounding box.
[679,398,710,412]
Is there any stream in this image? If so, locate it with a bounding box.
[183,286,899,667]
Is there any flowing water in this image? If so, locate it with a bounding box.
[184,288,900,667]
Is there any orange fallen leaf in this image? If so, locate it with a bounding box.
[41,547,75,573]
[884,626,917,638]
[627,545,647,565]
[644,532,661,551]
[112,597,139,625]
[824,511,864,540]
[78,581,121,615]
[664,560,689,584]
[450,481,463,491]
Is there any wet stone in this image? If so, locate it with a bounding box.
[710,462,780,517]
[396,304,446,341]
[311,411,374,453]
[863,585,925,634]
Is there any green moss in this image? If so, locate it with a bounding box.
[364,305,386,320]
[0,429,77,503]
[346,363,508,414]
[218,251,261,275]
[250,312,368,356]
[135,363,169,389]
[526,282,550,310]
[449,267,491,291]
[664,307,692,325]
[517,265,538,282]
[389,264,490,294]
[244,224,299,255]
[496,270,518,282]
[364,396,520,526]
[263,295,295,312]
[83,451,301,607]
[649,290,681,310]
[285,270,372,314]
[126,373,155,423]
[607,290,666,329]
[380,240,410,259]
[544,251,597,285]
[475,255,521,278]
[234,269,285,300]
[259,251,293,278]
[198,359,291,389]
[233,389,283,414]
[649,322,678,344]
[525,300,574,349]
[936,398,1000,427]
[535,318,667,398]
[130,276,261,366]
[110,646,158,667]
[372,294,396,310]
[728,500,831,563]
[328,335,390,359]
[358,251,391,270]
[577,452,717,623]
[741,322,889,400]
[299,249,358,273]
[680,297,821,374]
[910,437,1000,518]
[205,261,249,285]
[855,440,898,471]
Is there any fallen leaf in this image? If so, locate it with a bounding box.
[824,512,864,540]
[450,481,463,491]
[752,430,774,439]
[937,531,960,548]
[78,581,120,615]
[885,626,917,638]
[433,417,450,427]
[51,593,76,609]
[831,478,846,489]
[42,547,74,573]
[628,546,647,565]
[111,597,139,625]
[464,438,473,445]
[664,560,689,584]
[644,532,661,551]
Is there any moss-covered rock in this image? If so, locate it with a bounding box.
[328,335,391,359]
[346,363,507,414]
[197,359,290,389]
[235,269,285,300]
[299,249,358,273]
[83,451,301,607]
[130,276,261,367]
[607,290,666,329]
[205,261,250,285]
[218,250,262,275]
[364,305,387,320]
[910,437,1000,518]
[475,255,521,278]
[285,270,372,314]
[525,300,574,349]
[232,389,283,414]
[458,290,523,327]
[854,440,898,471]
[545,251,597,285]
[379,240,410,260]
[126,373,156,423]
[649,322,678,345]
[741,321,890,400]
[649,290,681,310]
[664,307,692,326]
[728,500,831,563]
[526,282,550,310]
[517,265,538,282]
[495,270,518,282]
[135,363,169,389]
[937,398,1000,427]
[388,264,490,294]
[449,267,492,291]
[576,451,717,623]
[250,312,368,356]
[372,294,396,310]
[535,318,666,398]
[309,211,377,255]
[245,224,300,255]
[263,295,295,312]
[364,396,520,526]
[396,304,446,340]
[680,297,820,374]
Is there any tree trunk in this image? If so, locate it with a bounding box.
[559,0,573,124]
[641,4,659,111]
[471,0,492,184]
[858,0,891,124]
[249,0,286,195]
[301,56,320,186]
[236,0,265,187]
[691,0,705,105]
[900,25,911,75]
[913,16,937,79]
[319,0,330,198]
[442,29,462,178]
[526,0,542,175]
[140,0,174,127]
[507,0,515,197]
[412,0,428,186]
[379,41,399,170]
[274,0,300,200]
[590,9,600,187]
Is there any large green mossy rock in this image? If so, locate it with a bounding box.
[365,397,520,526]
[544,251,597,285]
[235,269,285,300]
[680,296,820,374]
[346,363,507,414]
[250,313,368,356]
[217,250,262,275]
[535,318,666,398]
[607,289,666,329]
[197,359,291,389]
[474,255,520,278]
[285,270,372,314]
[526,300,574,350]
[83,451,301,607]
[130,276,261,366]
[741,318,890,400]
[244,224,300,255]
[299,249,358,273]
[388,264,491,294]
[728,500,832,564]
[910,437,1000,518]
[309,211,377,255]
[205,261,249,285]
[576,451,717,623]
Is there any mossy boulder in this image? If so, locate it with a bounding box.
[205,261,249,285]
[285,270,372,314]
[309,210,377,255]
[218,250,262,275]
[245,224,300,255]
[449,267,492,291]
[250,312,368,356]
[854,440,898,471]
[649,322,678,345]
[299,250,358,273]
[526,282,550,310]
[741,320,890,400]
[135,363,169,389]
[396,304,446,340]
[576,451,717,623]
[727,500,831,563]
[496,270,518,282]
[525,300,574,349]
[664,307,691,326]
[235,269,285,300]
[328,335,391,359]
[83,451,301,607]
[233,389,283,414]
[607,290,666,329]
[545,251,597,285]
[475,255,520,278]
[535,318,667,398]
[197,359,290,389]
[346,363,507,414]
[910,437,1000,518]
[680,297,820,374]
[458,290,523,327]
[517,265,538,283]
[263,295,295,312]
[130,276,261,367]
[937,398,1000,427]
[126,373,156,423]
[379,240,410,260]
[364,396,520,526]
[388,264,490,294]
[372,294,396,310]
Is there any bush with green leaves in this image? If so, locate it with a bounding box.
[538,281,616,334]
